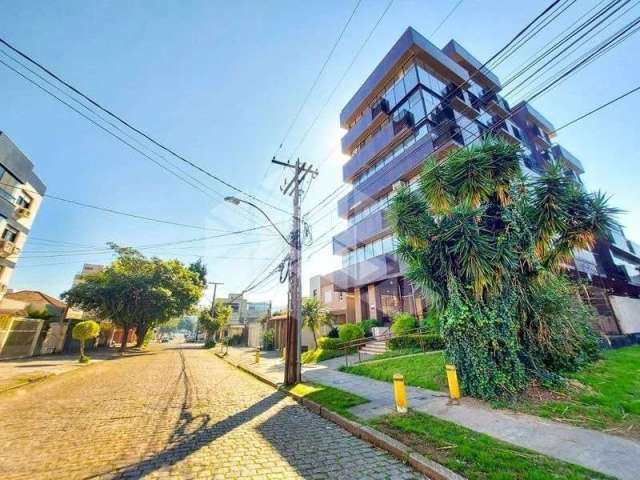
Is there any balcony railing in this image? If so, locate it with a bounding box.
[392,110,414,135]
[481,90,510,117]
[371,97,390,119]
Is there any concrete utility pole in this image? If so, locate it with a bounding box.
[208,281,224,340]
[272,157,318,385]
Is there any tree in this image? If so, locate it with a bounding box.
[197,308,220,343]
[301,297,332,347]
[213,301,232,340]
[72,320,100,363]
[388,137,618,398]
[62,244,205,352]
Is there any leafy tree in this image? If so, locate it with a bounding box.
[213,301,232,340]
[62,244,205,352]
[72,320,100,363]
[25,305,56,320]
[388,137,618,398]
[197,308,220,342]
[301,297,333,347]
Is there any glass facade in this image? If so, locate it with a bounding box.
[342,234,397,267]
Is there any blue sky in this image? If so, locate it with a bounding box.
[1,0,639,307]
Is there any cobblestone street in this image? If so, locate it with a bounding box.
[0,345,423,479]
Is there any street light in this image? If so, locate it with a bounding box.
[224,196,291,245]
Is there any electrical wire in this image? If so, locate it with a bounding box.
[0,37,291,216]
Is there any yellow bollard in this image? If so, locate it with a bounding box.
[255,348,261,364]
[393,373,408,413]
[446,364,461,401]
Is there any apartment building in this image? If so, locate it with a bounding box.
[219,293,270,336]
[327,27,624,325]
[0,132,46,297]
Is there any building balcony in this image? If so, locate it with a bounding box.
[442,40,502,91]
[392,110,415,135]
[512,101,556,138]
[340,27,468,129]
[489,119,520,145]
[343,115,416,182]
[445,85,479,119]
[341,98,391,154]
[333,209,389,256]
[331,253,401,291]
[531,124,552,149]
[338,132,435,217]
[482,91,510,118]
[550,144,585,174]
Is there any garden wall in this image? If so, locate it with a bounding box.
[609,295,640,334]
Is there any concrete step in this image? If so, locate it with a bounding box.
[360,340,388,355]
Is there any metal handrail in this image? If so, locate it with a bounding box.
[338,325,434,366]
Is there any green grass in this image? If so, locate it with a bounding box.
[361,348,423,362]
[372,411,612,480]
[340,351,447,391]
[288,382,369,420]
[514,345,640,438]
[301,347,345,364]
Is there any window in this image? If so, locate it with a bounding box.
[2,225,18,243]
[16,192,32,209]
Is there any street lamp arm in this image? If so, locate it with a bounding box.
[224,196,291,246]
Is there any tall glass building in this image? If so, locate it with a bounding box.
[327,27,589,324]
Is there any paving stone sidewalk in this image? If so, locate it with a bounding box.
[224,346,640,480]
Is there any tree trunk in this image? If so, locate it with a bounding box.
[120,326,130,353]
[312,328,318,350]
[136,324,149,348]
[79,340,85,359]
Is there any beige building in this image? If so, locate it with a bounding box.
[72,263,105,286]
[309,274,355,325]
[0,133,46,297]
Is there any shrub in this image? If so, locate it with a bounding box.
[360,319,379,337]
[302,347,345,364]
[339,323,364,342]
[390,313,417,335]
[228,334,242,346]
[204,340,216,349]
[422,308,441,334]
[317,336,342,350]
[388,334,445,351]
[327,327,339,338]
[262,328,275,351]
[72,320,100,363]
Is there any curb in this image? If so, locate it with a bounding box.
[216,351,464,480]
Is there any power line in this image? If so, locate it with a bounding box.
[305,0,632,265]
[300,0,567,221]
[430,0,465,37]
[286,0,396,161]
[553,83,640,133]
[269,0,363,162]
[0,37,290,216]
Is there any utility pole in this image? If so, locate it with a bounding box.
[272,157,318,384]
[208,281,224,340]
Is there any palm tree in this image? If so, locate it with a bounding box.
[302,297,333,348]
[388,136,618,398]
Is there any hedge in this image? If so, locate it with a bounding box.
[339,323,365,342]
[317,336,343,350]
[387,334,445,351]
